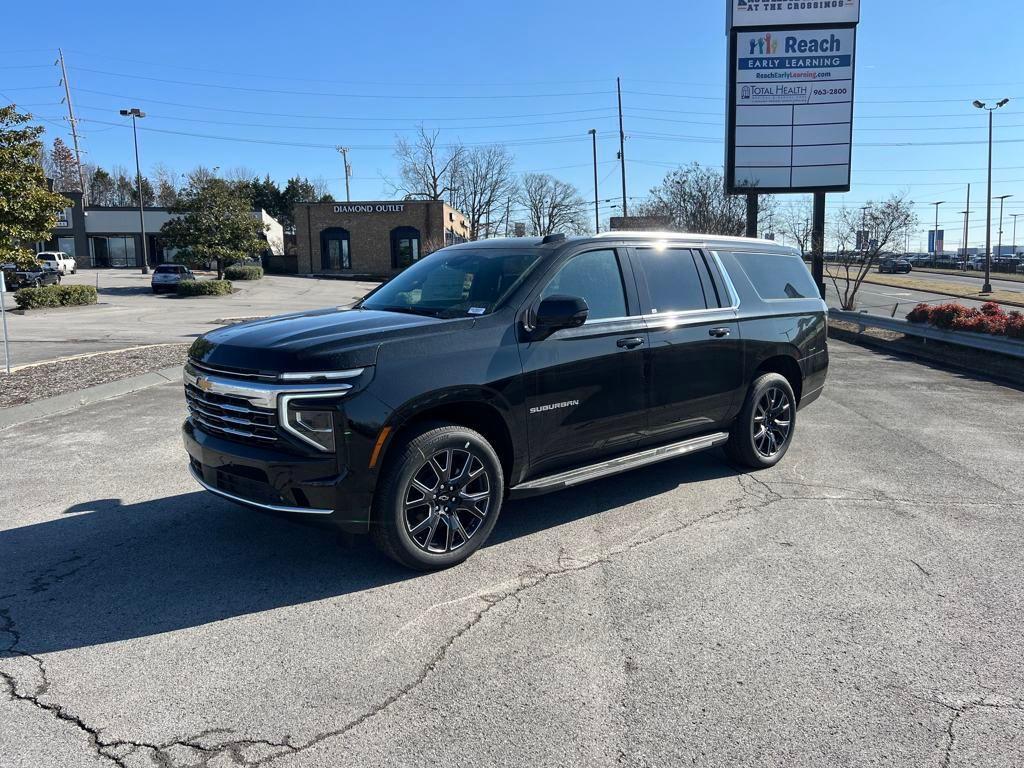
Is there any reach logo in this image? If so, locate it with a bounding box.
[748,33,779,55]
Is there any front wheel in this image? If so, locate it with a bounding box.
[726,373,797,470]
[371,422,504,570]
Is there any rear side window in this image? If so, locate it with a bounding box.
[633,248,708,314]
[731,252,818,300]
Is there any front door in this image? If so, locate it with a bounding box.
[519,248,648,476]
[630,247,745,444]
[320,229,350,271]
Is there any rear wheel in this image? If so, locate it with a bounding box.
[371,422,504,570]
[726,373,797,470]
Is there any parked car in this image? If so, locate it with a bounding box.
[36,251,76,275]
[182,233,829,570]
[151,263,196,293]
[1,262,62,290]
[878,257,912,274]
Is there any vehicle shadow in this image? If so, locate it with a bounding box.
[0,452,736,657]
[97,286,156,297]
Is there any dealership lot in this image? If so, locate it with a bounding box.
[2,340,1022,767]
[0,270,375,367]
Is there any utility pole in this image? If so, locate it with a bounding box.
[1011,213,1021,258]
[995,194,1012,264]
[616,77,627,217]
[57,49,87,201]
[588,128,600,233]
[336,146,351,202]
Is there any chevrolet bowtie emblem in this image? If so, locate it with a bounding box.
[196,376,213,392]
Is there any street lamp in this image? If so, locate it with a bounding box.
[931,201,945,260]
[588,129,599,234]
[1011,213,1022,259]
[973,97,1010,292]
[119,108,149,275]
[995,194,1013,268]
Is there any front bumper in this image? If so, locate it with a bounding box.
[183,420,374,533]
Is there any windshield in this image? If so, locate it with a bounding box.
[361,248,544,318]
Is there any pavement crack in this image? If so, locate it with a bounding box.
[909,559,933,578]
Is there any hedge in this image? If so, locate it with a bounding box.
[13,284,98,310]
[907,301,1024,340]
[223,264,264,281]
[177,279,233,297]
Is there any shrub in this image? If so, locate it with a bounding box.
[906,303,932,324]
[979,301,1003,317]
[1005,312,1024,340]
[13,284,97,310]
[928,303,974,330]
[177,279,232,297]
[223,264,263,281]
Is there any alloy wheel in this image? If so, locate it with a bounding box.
[752,386,792,458]
[404,448,492,554]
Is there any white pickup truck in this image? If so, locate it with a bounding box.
[36,251,77,275]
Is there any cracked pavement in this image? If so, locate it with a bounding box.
[1,340,1023,767]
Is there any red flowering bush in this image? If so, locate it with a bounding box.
[906,303,932,324]
[928,303,974,330]
[1006,312,1024,340]
[906,301,1023,339]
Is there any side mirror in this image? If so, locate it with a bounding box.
[532,295,589,340]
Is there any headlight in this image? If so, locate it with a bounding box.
[280,395,339,452]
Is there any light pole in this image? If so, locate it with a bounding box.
[931,201,945,260]
[120,108,149,275]
[995,194,1012,268]
[588,129,599,234]
[973,98,1010,293]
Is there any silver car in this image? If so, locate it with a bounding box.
[151,264,195,294]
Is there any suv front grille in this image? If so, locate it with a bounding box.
[185,383,278,444]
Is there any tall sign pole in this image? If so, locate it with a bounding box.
[726,0,861,297]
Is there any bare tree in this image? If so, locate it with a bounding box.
[519,173,587,236]
[50,137,80,192]
[828,194,918,310]
[223,165,255,183]
[391,125,465,201]
[151,162,179,207]
[778,199,815,255]
[636,163,773,236]
[310,175,334,201]
[451,144,517,240]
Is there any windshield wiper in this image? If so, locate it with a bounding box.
[371,305,444,318]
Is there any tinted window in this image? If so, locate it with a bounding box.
[634,249,708,314]
[541,249,627,321]
[732,252,818,300]
[155,265,179,274]
[361,248,543,318]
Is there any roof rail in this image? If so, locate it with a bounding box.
[541,233,566,245]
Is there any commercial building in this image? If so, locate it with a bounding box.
[44,191,284,269]
[294,200,470,277]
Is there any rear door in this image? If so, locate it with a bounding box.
[519,247,649,476]
[630,247,745,444]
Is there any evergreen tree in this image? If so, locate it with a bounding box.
[88,168,116,206]
[50,137,80,192]
[0,106,70,268]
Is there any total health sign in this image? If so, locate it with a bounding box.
[726,2,860,195]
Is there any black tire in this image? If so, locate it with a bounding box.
[725,373,797,470]
[370,422,504,571]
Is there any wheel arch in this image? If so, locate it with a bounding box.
[754,354,803,405]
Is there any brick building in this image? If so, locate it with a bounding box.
[294,200,470,278]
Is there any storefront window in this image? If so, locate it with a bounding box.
[57,237,76,258]
[391,227,421,270]
[89,236,137,268]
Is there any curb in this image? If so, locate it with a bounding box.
[0,366,183,431]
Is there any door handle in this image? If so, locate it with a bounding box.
[617,337,645,350]
[708,327,731,338]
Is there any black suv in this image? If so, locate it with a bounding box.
[183,234,828,569]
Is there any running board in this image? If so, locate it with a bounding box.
[510,432,730,498]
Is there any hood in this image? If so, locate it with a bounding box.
[189,307,458,375]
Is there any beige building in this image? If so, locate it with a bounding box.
[294,200,470,277]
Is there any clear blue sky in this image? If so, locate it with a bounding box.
[3,0,1023,251]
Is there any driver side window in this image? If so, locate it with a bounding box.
[540,249,627,321]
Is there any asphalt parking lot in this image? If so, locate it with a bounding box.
[2,339,1022,767]
[1,271,375,367]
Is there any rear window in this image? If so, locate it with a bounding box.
[731,252,818,300]
[155,265,181,274]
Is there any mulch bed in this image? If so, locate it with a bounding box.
[1,344,190,408]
